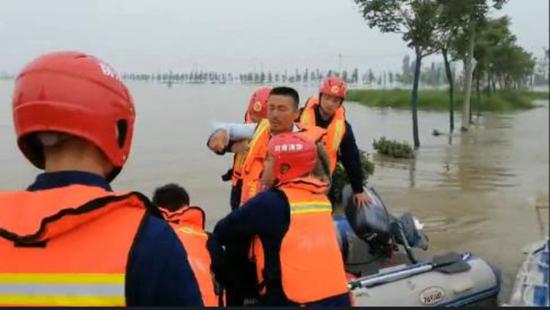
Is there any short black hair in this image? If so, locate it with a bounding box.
[152,183,190,212]
[270,86,300,109]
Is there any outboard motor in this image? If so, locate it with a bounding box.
[342,185,392,247]
[391,212,429,263]
[333,214,387,275]
[341,184,429,263]
[339,185,501,307]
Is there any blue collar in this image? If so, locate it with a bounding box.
[27,171,112,192]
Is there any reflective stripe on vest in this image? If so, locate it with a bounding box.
[0,273,124,306]
[252,178,348,304]
[240,119,271,206]
[279,178,348,303]
[299,97,347,174]
[251,190,331,298]
[289,201,332,215]
[0,185,148,306]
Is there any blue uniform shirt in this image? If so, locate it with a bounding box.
[27,171,203,306]
[214,188,350,306]
[313,105,365,194]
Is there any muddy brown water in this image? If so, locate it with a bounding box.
[0,80,548,303]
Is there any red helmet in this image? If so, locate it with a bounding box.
[268,132,317,183]
[246,86,271,121]
[320,77,347,99]
[12,51,135,181]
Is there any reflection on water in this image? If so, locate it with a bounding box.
[0,81,548,302]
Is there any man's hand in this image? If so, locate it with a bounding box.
[208,129,229,153]
[231,140,249,154]
[353,192,370,208]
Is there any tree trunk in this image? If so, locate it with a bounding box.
[411,50,422,149]
[461,26,476,132]
[442,48,455,133]
[499,75,505,90]
[486,71,492,97]
[476,73,481,117]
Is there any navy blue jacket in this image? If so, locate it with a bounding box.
[213,188,350,307]
[313,105,365,194]
[27,171,203,306]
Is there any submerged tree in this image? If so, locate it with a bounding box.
[435,0,461,132]
[355,0,440,148]
[442,0,507,130]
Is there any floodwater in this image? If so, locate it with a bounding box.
[0,80,548,303]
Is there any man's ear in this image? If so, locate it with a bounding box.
[292,107,300,121]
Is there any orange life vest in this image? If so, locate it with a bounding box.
[239,119,272,205]
[252,177,349,304]
[240,120,327,207]
[0,185,148,306]
[300,97,347,174]
[230,153,247,187]
[160,206,205,228]
[160,206,218,307]
[230,113,255,187]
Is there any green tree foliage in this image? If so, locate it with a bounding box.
[355,0,441,148]
[443,0,507,130]
[471,17,535,91]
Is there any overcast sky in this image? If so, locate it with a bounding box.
[0,0,548,74]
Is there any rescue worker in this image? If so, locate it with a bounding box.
[207,86,324,306]
[213,132,350,306]
[221,86,271,210]
[0,51,202,306]
[152,183,224,307]
[300,77,369,207]
[208,86,324,206]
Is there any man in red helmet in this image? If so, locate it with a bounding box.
[0,51,202,306]
[221,86,271,210]
[213,132,350,306]
[209,86,312,306]
[208,87,329,306]
[300,77,369,207]
[208,86,324,207]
